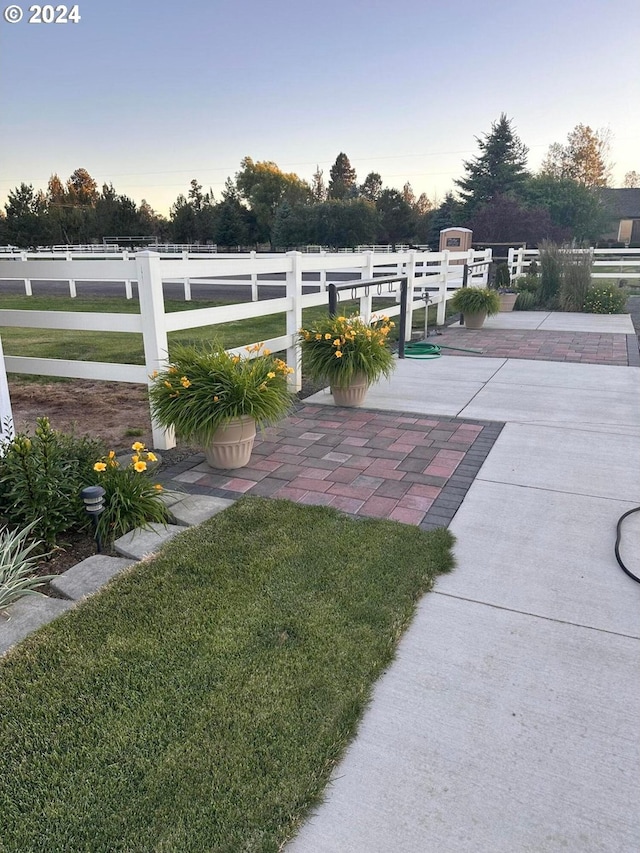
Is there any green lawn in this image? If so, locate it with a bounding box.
[0,497,454,852]
[0,294,435,369]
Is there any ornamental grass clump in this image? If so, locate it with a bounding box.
[91,443,169,542]
[149,342,294,444]
[0,520,54,609]
[298,314,396,388]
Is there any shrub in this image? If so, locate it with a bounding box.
[515,273,540,295]
[583,284,627,314]
[528,259,539,276]
[560,248,592,312]
[0,418,105,548]
[299,314,395,388]
[91,444,170,543]
[449,287,501,316]
[538,242,563,307]
[0,521,54,609]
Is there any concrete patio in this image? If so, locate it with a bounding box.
[286,311,640,852]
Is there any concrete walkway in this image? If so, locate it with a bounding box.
[288,313,640,852]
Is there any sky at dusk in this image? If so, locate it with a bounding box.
[1,0,639,217]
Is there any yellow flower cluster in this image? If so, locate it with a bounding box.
[299,314,395,357]
[93,443,160,484]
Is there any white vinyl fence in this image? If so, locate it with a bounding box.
[508,246,640,280]
[0,248,490,449]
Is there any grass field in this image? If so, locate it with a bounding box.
[0,293,436,369]
[0,497,455,852]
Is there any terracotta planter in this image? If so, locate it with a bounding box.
[499,292,518,312]
[462,311,487,330]
[332,373,369,407]
[204,415,256,469]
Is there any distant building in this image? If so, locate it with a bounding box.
[599,188,640,247]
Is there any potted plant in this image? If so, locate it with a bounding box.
[449,287,501,329]
[494,262,517,311]
[298,313,395,407]
[149,342,294,469]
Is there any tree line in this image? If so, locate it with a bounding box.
[1,119,632,250]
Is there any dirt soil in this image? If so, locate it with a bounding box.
[8,378,155,452]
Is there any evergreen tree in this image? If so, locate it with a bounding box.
[455,114,529,215]
[360,172,383,202]
[427,193,462,247]
[375,189,415,247]
[310,166,327,202]
[328,153,357,200]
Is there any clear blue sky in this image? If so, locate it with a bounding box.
[1,0,639,217]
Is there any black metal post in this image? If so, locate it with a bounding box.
[398,277,407,359]
[328,282,338,318]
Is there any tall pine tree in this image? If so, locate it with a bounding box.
[455,114,529,215]
[328,153,357,200]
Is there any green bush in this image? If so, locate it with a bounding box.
[515,273,540,294]
[583,284,627,314]
[91,444,170,543]
[527,259,539,277]
[0,418,105,548]
[560,248,592,312]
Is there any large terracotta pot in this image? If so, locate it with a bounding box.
[462,311,487,330]
[204,415,256,469]
[332,373,369,407]
[499,292,518,312]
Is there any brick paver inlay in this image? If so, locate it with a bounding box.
[163,406,504,530]
[433,327,630,365]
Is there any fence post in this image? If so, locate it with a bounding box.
[123,250,133,299]
[517,246,525,277]
[285,251,303,393]
[66,251,77,297]
[319,250,327,291]
[20,251,32,296]
[250,250,258,301]
[507,246,515,279]
[360,250,374,321]
[182,251,191,301]
[0,333,15,444]
[135,251,175,450]
[436,250,449,325]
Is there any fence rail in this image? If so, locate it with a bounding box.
[0,248,490,449]
[508,247,640,280]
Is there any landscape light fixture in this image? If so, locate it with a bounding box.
[80,485,106,553]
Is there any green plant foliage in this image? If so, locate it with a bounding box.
[494,263,511,290]
[0,497,455,851]
[449,287,501,316]
[0,418,105,547]
[91,445,169,543]
[149,343,294,444]
[515,273,540,294]
[528,259,539,276]
[514,291,537,311]
[0,520,54,609]
[560,248,592,312]
[538,242,563,307]
[299,314,396,388]
[583,284,627,314]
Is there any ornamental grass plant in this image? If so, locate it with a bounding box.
[149,343,294,444]
[298,314,396,389]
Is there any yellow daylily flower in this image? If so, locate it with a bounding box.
[147,452,157,462]
[93,462,107,472]
[134,461,147,472]
[267,371,276,379]
[132,442,145,451]
[180,376,191,388]
[335,350,343,358]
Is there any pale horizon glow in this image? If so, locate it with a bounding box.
[1,0,639,219]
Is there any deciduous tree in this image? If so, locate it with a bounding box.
[540,124,612,187]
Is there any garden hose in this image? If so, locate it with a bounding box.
[405,341,484,359]
[615,506,640,585]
